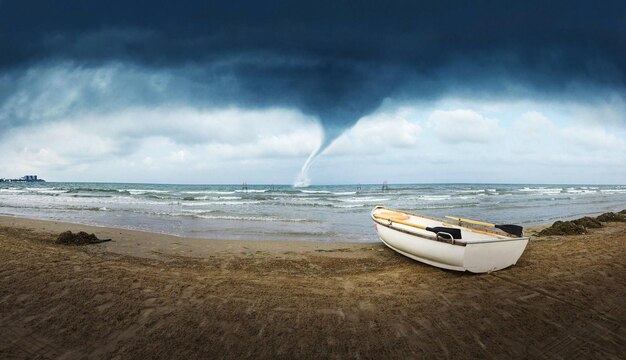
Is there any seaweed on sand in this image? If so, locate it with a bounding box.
[56,231,111,245]
[596,212,626,222]
[538,221,586,236]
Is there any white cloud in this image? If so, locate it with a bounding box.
[514,111,555,135]
[1,63,624,184]
[0,106,321,181]
[427,109,500,143]
[142,157,154,166]
[166,150,188,163]
[566,94,626,129]
[326,112,422,155]
[562,125,626,152]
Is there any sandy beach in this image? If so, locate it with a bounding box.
[0,215,624,359]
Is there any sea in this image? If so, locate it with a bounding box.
[1,182,625,242]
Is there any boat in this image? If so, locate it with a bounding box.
[371,206,529,273]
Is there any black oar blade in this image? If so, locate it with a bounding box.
[495,224,524,237]
[426,227,462,239]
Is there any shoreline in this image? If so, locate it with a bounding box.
[0,215,380,260]
[1,213,624,358]
[3,183,626,243]
[0,212,559,261]
[0,208,606,248]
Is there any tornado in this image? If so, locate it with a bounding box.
[293,111,376,187]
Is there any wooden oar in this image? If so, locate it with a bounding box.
[374,214,462,239]
[445,216,523,237]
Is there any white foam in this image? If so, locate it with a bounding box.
[420,195,451,201]
[190,196,242,200]
[566,189,596,194]
[127,189,170,195]
[518,187,562,193]
[339,197,389,203]
[181,190,236,195]
[21,187,68,195]
[0,189,27,193]
[182,200,262,206]
[194,215,309,222]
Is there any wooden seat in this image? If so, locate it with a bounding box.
[377,210,410,222]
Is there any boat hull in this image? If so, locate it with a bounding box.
[372,209,529,273]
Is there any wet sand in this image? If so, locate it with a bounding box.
[0,216,624,359]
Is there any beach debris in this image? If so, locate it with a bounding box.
[538,221,586,236]
[572,217,603,229]
[56,231,111,245]
[596,212,626,222]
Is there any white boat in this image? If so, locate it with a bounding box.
[371,206,529,273]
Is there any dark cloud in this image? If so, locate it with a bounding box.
[1,0,625,152]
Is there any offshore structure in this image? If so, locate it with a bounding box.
[0,175,46,182]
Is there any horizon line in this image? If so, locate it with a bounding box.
[7,180,626,187]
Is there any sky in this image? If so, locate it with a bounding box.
[1,1,625,185]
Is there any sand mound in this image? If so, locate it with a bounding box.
[572,216,603,229]
[538,221,586,236]
[56,231,109,245]
[596,212,626,222]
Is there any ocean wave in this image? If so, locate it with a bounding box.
[19,188,69,195]
[181,190,236,195]
[404,203,479,210]
[518,187,563,194]
[332,204,366,208]
[66,188,130,194]
[300,190,332,194]
[192,214,311,222]
[182,200,262,206]
[0,203,112,212]
[454,195,485,200]
[69,194,114,198]
[179,209,220,214]
[299,190,357,196]
[338,197,390,203]
[185,196,242,201]
[234,189,268,193]
[0,189,28,193]
[420,195,452,201]
[565,189,597,194]
[127,189,170,195]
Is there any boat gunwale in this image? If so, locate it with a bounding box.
[380,206,514,238]
[371,206,530,245]
[372,217,468,247]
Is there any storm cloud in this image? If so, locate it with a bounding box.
[1,1,625,183]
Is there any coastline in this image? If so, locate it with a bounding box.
[0,215,381,260]
[1,214,625,358]
[0,213,567,261]
[3,182,625,242]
